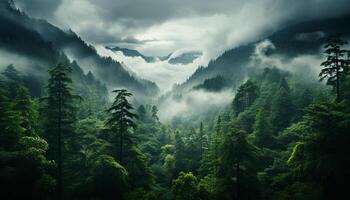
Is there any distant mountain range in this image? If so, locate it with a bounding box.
[174,15,350,94]
[106,46,158,63]
[0,0,159,97]
[107,46,202,65]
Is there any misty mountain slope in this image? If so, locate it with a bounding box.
[168,51,202,65]
[106,46,157,63]
[177,15,350,94]
[156,15,350,126]
[0,0,159,96]
[107,45,202,65]
[175,45,253,93]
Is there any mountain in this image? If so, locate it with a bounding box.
[0,0,159,97]
[106,46,157,63]
[192,75,229,92]
[168,51,202,65]
[107,46,202,65]
[176,15,350,94]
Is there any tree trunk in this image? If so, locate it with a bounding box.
[119,117,124,166]
[236,161,240,200]
[336,52,341,103]
[58,79,63,200]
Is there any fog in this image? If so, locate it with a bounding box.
[250,39,324,80]
[157,89,233,124]
[96,46,205,92]
[0,49,47,76]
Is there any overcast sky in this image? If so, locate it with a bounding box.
[13,0,350,57]
[11,0,350,91]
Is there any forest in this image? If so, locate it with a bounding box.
[1,31,350,200]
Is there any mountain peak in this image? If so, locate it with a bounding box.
[106,46,157,63]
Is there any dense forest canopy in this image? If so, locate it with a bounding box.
[1,0,350,200]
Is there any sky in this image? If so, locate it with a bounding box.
[13,0,350,90]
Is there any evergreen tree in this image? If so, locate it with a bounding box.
[172,172,199,200]
[269,78,294,134]
[2,64,22,99]
[174,130,186,175]
[41,63,78,199]
[0,79,23,150]
[14,86,38,136]
[218,128,260,200]
[106,89,138,165]
[198,122,207,160]
[319,35,349,102]
[253,107,274,148]
[232,80,259,115]
[137,105,147,122]
[289,103,350,199]
[151,105,159,122]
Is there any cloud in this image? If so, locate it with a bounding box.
[0,49,48,76]
[157,89,233,123]
[95,46,205,91]
[250,40,324,80]
[14,0,62,20]
[13,0,350,58]
[295,31,326,42]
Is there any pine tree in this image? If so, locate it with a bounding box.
[106,89,138,165]
[14,86,38,136]
[218,128,259,200]
[137,105,147,122]
[253,107,274,148]
[319,35,349,102]
[0,80,23,150]
[2,64,22,99]
[269,78,294,134]
[174,130,186,175]
[151,105,159,122]
[198,122,207,159]
[41,63,78,199]
[232,80,259,115]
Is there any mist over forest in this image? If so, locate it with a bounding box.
[1,0,350,199]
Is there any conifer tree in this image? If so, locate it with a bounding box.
[151,105,159,122]
[320,35,349,102]
[106,89,138,165]
[41,63,78,199]
[2,64,22,98]
[0,80,23,150]
[174,130,186,175]
[14,86,38,136]
[232,80,259,114]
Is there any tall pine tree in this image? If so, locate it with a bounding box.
[106,89,138,165]
[41,63,78,199]
[319,35,349,102]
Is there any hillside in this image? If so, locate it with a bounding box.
[176,15,350,93]
[0,0,159,97]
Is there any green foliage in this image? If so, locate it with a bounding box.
[0,135,55,199]
[269,78,294,134]
[85,155,128,199]
[14,86,39,136]
[0,80,24,150]
[174,131,187,175]
[252,108,274,148]
[40,62,79,198]
[319,35,349,102]
[216,128,261,200]
[193,75,228,92]
[1,36,350,200]
[172,172,199,200]
[232,80,259,114]
[2,64,22,98]
[106,89,138,165]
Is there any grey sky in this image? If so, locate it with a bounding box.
[14,0,350,57]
